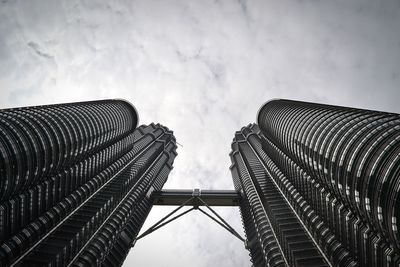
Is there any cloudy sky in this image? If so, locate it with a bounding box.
[1,0,400,266]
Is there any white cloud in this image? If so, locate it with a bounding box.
[1,0,399,266]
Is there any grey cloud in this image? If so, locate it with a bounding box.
[27,42,54,59]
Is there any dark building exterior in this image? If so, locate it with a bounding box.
[0,100,177,266]
[231,99,400,267]
[3,97,400,267]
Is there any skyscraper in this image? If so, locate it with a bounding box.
[0,100,177,266]
[2,98,399,267]
[231,99,400,266]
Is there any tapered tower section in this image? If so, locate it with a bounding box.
[231,100,400,266]
[0,100,177,266]
[256,99,400,266]
[230,124,339,267]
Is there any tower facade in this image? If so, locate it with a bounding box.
[231,99,400,266]
[0,100,177,266]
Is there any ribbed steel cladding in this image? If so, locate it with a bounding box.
[62,136,176,266]
[246,131,356,266]
[231,125,354,267]
[231,163,265,266]
[3,124,175,266]
[258,99,400,266]
[0,100,137,200]
[260,135,368,262]
[230,163,270,266]
[0,100,137,242]
[231,131,287,267]
[0,127,137,242]
[100,142,179,267]
[0,100,178,267]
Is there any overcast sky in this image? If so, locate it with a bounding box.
[1,0,400,266]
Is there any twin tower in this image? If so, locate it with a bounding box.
[0,99,399,266]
